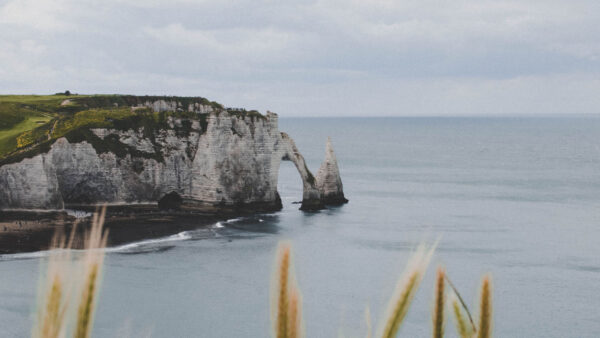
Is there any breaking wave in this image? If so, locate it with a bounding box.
[107,231,193,253]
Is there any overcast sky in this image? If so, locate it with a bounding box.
[1,0,599,116]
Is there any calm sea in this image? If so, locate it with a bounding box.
[1,117,599,337]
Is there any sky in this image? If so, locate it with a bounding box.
[1,0,599,117]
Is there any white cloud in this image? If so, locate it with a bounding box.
[0,0,73,31]
[0,0,599,115]
[143,23,301,55]
[19,39,46,54]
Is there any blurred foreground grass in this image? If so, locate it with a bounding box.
[32,213,493,338]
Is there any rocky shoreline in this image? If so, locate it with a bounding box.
[0,205,284,254]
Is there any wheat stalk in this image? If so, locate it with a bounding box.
[74,207,108,338]
[74,262,99,338]
[450,294,473,338]
[274,243,291,338]
[432,267,445,338]
[380,244,435,338]
[444,275,476,334]
[35,207,108,338]
[33,223,80,338]
[271,242,305,338]
[287,287,302,338]
[365,306,372,338]
[477,276,492,338]
[38,274,67,338]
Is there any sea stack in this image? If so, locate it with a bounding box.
[316,137,349,205]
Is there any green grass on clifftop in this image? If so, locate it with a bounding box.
[0,95,84,157]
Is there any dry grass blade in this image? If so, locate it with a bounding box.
[477,276,492,338]
[74,206,109,338]
[74,263,99,338]
[33,223,79,338]
[380,244,435,338]
[432,267,445,338]
[382,272,418,338]
[365,306,372,338]
[275,243,291,338]
[272,242,303,338]
[287,287,302,338]
[38,275,66,338]
[450,295,473,338]
[444,275,476,333]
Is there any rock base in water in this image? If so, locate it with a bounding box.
[299,199,325,211]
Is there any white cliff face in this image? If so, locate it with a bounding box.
[316,138,348,205]
[0,110,338,212]
[0,155,62,209]
[189,111,282,208]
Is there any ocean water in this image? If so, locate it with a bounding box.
[1,117,600,337]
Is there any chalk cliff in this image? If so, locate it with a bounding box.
[0,100,346,213]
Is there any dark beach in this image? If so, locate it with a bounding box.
[0,207,241,254]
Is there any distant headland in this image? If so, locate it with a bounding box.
[0,93,348,252]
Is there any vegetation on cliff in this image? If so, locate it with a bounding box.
[0,94,265,165]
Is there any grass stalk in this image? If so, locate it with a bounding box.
[450,295,474,338]
[275,244,291,338]
[380,244,435,338]
[74,263,99,338]
[34,207,108,338]
[287,287,301,338]
[477,276,492,338]
[365,306,372,338]
[33,224,79,338]
[432,267,445,338]
[39,275,66,338]
[74,207,108,338]
[444,275,476,332]
[272,242,303,338]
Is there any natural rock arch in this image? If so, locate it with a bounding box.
[278,134,348,211]
[278,133,324,211]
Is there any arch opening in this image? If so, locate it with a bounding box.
[278,134,324,211]
[158,191,183,211]
[277,160,305,208]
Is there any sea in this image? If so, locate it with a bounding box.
[1,116,599,337]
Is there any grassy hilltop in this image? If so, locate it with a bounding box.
[0,93,263,165]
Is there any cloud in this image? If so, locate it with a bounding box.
[0,0,73,31]
[0,0,599,115]
[143,23,304,58]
